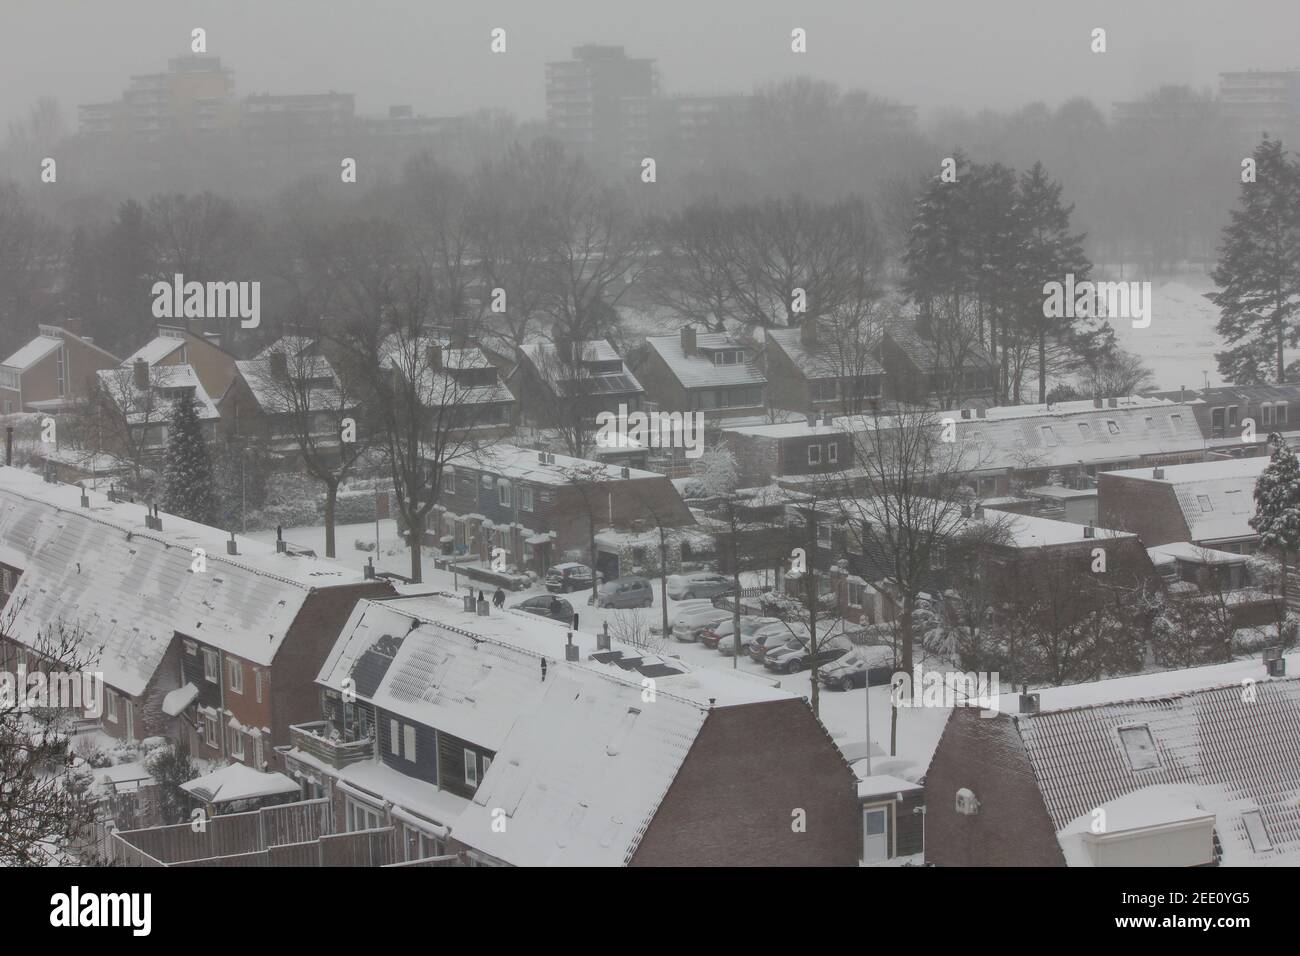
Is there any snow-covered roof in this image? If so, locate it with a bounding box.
[885,318,993,372]
[1104,456,1267,542]
[520,339,643,397]
[451,443,663,486]
[1147,542,1247,565]
[1,335,62,371]
[95,364,220,423]
[644,332,766,389]
[766,326,884,380]
[315,592,792,865]
[180,763,300,803]
[235,356,346,414]
[0,467,368,696]
[256,336,315,359]
[162,683,199,717]
[1010,673,1300,865]
[855,772,923,800]
[121,335,185,367]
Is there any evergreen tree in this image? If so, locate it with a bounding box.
[1210,138,1300,384]
[1251,433,1300,607]
[162,394,218,525]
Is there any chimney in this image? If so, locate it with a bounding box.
[960,409,972,420]
[1153,466,1165,479]
[806,413,817,428]
[822,411,832,426]
[427,344,442,370]
[973,504,985,521]
[597,621,611,651]
[226,532,238,555]
[4,426,11,466]
[540,658,548,682]
[538,451,546,464]
[800,319,817,347]
[107,485,117,503]
[268,351,288,380]
[133,358,149,390]
[364,557,375,579]
[63,317,84,339]
[1019,684,1040,715]
[1083,524,1095,538]
[276,524,287,553]
[1264,645,1286,677]
[961,504,972,518]
[1179,386,1186,404]
[621,466,630,478]
[79,484,90,508]
[1092,397,1103,409]
[680,325,697,356]
[976,407,987,419]
[1108,397,1118,408]
[565,633,580,662]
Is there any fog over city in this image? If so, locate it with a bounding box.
[0,0,1297,898]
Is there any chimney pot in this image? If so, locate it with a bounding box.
[268,350,288,380]
[806,413,816,428]
[1153,466,1165,479]
[133,358,149,390]
[621,466,630,478]
[1093,397,1103,409]
[427,344,442,370]
[226,532,238,555]
[800,319,818,347]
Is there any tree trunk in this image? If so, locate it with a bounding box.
[807,513,820,718]
[408,512,424,583]
[323,479,339,559]
[659,528,670,643]
[731,511,742,669]
[1038,324,1047,404]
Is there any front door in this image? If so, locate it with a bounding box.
[125,699,136,742]
[863,807,889,863]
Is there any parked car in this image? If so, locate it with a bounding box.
[545,563,594,593]
[700,616,782,650]
[666,571,736,601]
[746,628,798,663]
[671,605,732,642]
[593,576,654,609]
[513,594,574,623]
[764,636,852,674]
[818,646,897,691]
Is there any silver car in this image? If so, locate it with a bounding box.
[666,571,736,601]
[594,576,654,609]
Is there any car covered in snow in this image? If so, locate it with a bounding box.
[763,635,853,674]
[513,594,575,623]
[593,576,654,609]
[671,605,732,642]
[700,615,782,651]
[666,571,736,601]
[818,645,897,691]
[545,562,594,593]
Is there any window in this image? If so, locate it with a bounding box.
[1227,406,1239,427]
[0,568,12,599]
[1211,407,1225,432]
[254,669,263,703]
[828,442,839,464]
[1197,495,1213,512]
[346,797,383,833]
[1278,403,1288,425]
[1241,809,1273,852]
[229,727,245,758]
[1039,425,1059,447]
[403,724,417,761]
[106,691,118,722]
[443,470,455,494]
[228,659,243,695]
[390,719,400,756]
[1261,403,1273,426]
[519,486,534,511]
[1106,420,1120,435]
[465,748,479,787]
[481,755,492,775]
[1118,725,1160,771]
[202,648,219,683]
[808,445,821,465]
[816,521,832,547]
[56,346,67,397]
[1077,422,1093,439]
[497,482,511,507]
[2,401,10,415]
[201,712,218,749]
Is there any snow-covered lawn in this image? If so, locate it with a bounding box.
[1109,273,1222,391]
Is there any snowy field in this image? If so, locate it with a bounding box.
[249,519,949,779]
[1108,273,1222,391]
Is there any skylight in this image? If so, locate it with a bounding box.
[1242,809,1273,852]
[1118,725,1160,771]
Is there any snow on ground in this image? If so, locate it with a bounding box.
[256,523,954,777]
[1109,273,1222,391]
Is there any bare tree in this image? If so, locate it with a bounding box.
[84,363,177,492]
[557,462,613,609]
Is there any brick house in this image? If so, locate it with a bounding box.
[1098,456,1269,552]
[878,318,995,406]
[632,326,766,421]
[430,443,694,579]
[0,320,120,415]
[506,339,644,428]
[218,349,357,458]
[95,359,221,459]
[379,334,515,439]
[119,323,240,409]
[0,467,392,767]
[1148,384,1300,455]
[720,417,851,487]
[281,592,862,866]
[924,656,1300,866]
[762,322,885,416]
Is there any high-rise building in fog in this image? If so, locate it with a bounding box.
[545,45,657,175]
[78,54,238,140]
[1218,70,1300,141]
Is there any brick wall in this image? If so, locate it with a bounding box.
[1096,473,1192,545]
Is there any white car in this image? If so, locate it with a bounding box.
[670,605,731,642]
[666,571,736,601]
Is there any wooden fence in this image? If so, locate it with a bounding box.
[111,797,332,866]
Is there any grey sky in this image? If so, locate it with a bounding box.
[3,0,1297,132]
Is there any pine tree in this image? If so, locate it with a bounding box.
[1251,433,1300,608]
[1210,138,1300,384]
[162,394,218,525]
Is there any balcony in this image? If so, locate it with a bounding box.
[289,721,373,769]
